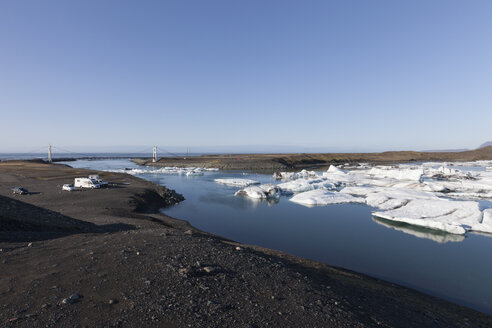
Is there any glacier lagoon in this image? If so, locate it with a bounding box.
[62,159,492,315]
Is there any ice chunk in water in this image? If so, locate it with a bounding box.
[214,178,260,187]
[326,165,346,174]
[277,178,337,194]
[289,190,365,206]
[475,209,492,234]
[235,184,280,199]
[371,217,466,243]
[367,167,424,182]
[273,169,318,181]
[373,199,483,235]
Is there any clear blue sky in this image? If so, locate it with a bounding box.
[1,0,491,153]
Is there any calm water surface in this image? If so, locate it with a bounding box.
[63,159,492,315]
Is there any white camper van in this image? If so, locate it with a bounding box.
[88,175,108,188]
[74,178,100,189]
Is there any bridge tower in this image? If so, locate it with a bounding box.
[48,144,52,163]
[152,146,157,163]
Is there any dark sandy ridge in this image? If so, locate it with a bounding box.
[134,146,492,171]
[0,161,491,327]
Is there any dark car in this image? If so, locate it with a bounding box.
[12,187,29,195]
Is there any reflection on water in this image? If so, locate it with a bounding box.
[372,217,466,243]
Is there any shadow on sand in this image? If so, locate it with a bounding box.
[0,195,135,243]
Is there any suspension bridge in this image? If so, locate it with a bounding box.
[11,145,188,163]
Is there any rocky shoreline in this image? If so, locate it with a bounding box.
[1,161,491,327]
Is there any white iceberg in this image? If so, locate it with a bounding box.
[289,190,365,206]
[110,166,217,176]
[338,186,374,197]
[424,166,476,180]
[474,209,492,234]
[341,186,438,211]
[373,199,483,235]
[366,195,409,211]
[371,217,466,243]
[273,169,318,181]
[326,165,346,174]
[214,178,260,187]
[185,169,204,176]
[235,184,280,199]
[367,167,424,182]
[277,178,337,194]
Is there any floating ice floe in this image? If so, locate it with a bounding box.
[273,169,317,181]
[321,165,349,181]
[277,178,338,194]
[372,198,487,235]
[111,166,216,176]
[326,165,346,175]
[480,209,492,234]
[289,190,365,206]
[424,166,476,180]
[235,184,280,199]
[341,186,438,209]
[371,217,466,243]
[214,178,260,187]
[185,169,204,176]
[366,167,424,182]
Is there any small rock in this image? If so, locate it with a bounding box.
[184,230,193,235]
[178,268,190,275]
[63,293,81,304]
[235,246,242,251]
[109,299,118,305]
[70,293,81,300]
[202,266,215,273]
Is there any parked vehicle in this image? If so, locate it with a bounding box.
[12,187,29,195]
[74,178,100,189]
[62,184,76,191]
[88,174,109,188]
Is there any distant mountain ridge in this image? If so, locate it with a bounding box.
[479,141,492,148]
[422,148,469,153]
[422,141,492,152]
